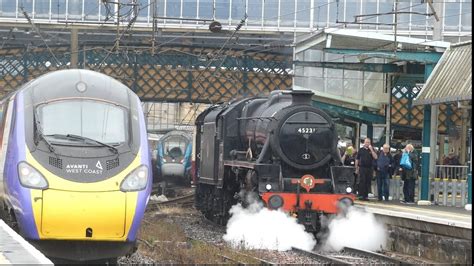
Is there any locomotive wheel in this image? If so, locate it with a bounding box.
[195,178,238,226]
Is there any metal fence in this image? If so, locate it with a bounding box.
[383,177,470,207]
[435,165,469,180]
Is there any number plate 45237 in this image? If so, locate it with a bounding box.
[296,128,316,134]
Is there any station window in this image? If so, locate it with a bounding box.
[136,0,149,22]
[231,0,246,23]
[34,0,51,19]
[361,0,377,26]
[182,0,198,22]
[198,0,213,19]
[410,2,428,30]
[246,0,262,26]
[166,0,180,17]
[51,0,66,20]
[460,1,471,31]
[313,0,328,28]
[263,0,278,27]
[18,0,33,16]
[444,1,461,31]
[397,1,410,30]
[0,0,16,17]
[215,0,230,21]
[378,0,394,29]
[83,0,100,21]
[68,0,83,20]
[296,0,311,28]
[280,0,295,27]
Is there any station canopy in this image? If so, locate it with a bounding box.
[295,28,450,54]
[413,41,472,106]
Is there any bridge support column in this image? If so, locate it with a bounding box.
[367,124,373,142]
[70,28,79,68]
[420,64,435,202]
[468,128,472,205]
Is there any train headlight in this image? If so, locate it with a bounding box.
[346,187,352,193]
[120,165,148,192]
[265,184,272,191]
[18,162,48,189]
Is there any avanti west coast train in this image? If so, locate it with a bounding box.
[0,69,151,261]
[156,130,193,186]
[194,90,355,233]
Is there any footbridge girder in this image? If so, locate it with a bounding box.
[0,45,292,103]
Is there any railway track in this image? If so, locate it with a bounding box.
[146,193,195,211]
[292,247,350,265]
[186,237,276,265]
[292,246,407,265]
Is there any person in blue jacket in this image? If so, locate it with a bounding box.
[399,144,418,204]
[375,144,394,201]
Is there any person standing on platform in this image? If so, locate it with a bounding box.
[376,144,393,201]
[355,138,378,201]
[393,149,402,176]
[341,145,357,167]
[341,144,358,194]
[399,144,418,204]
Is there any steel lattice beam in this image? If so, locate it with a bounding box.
[0,45,292,103]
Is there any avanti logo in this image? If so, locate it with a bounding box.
[96,161,103,170]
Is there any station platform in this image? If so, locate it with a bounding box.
[354,200,471,230]
[0,219,52,265]
[354,199,472,264]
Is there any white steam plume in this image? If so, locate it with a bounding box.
[321,206,387,252]
[223,193,316,251]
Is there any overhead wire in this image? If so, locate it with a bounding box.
[3,1,469,127]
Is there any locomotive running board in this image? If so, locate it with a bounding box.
[223,160,257,169]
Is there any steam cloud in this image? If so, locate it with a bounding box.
[321,206,387,252]
[223,193,316,251]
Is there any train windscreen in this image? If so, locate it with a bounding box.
[162,135,188,162]
[37,100,128,145]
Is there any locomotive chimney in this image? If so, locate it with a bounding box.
[287,90,314,105]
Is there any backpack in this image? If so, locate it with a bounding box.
[400,152,412,170]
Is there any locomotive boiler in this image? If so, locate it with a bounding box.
[194,90,355,233]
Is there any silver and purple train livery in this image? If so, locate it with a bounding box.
[0,69,151,261]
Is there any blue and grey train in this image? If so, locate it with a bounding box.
[156,130,192,186]
[0,69,152,262]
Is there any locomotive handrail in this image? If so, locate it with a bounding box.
[236,116,277,121]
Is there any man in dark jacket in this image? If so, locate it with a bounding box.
[399,144,418,204]
[376,144,394,201]
[355,138,378,201]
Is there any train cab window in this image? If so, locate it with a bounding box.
[163,136,188,161]
[37,100,128,144]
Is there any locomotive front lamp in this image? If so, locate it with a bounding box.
[120,165,149,192]
[268,195,284,209]
[18,161,49,189]
[346,187,352,194]
[265,184,272,191]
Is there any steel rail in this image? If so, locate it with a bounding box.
[342,247,406,265]
[291,247,350,265]
[187,237,275,265]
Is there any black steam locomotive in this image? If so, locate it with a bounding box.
[194,90,355,232]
